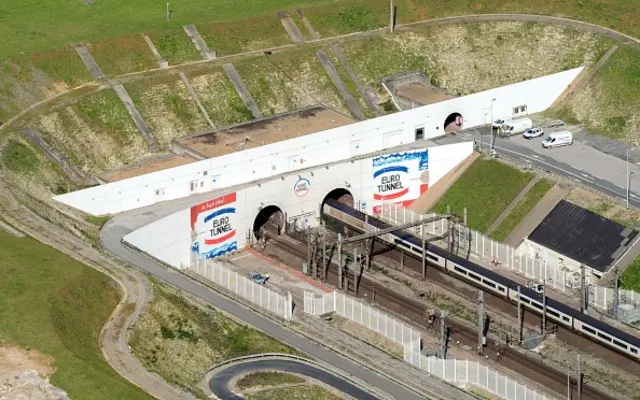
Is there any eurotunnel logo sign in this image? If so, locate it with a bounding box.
[190,193,238,259]
[293,177,311,197]
[373,165,409,200]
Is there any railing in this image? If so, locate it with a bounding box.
[187,257,293,320]
[201,353,389,400]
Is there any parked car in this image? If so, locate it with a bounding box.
[492,117,512,129]
[523,127,544,139]
[249,272,270,285]
[542,131,573,148]
[502,118,534,136]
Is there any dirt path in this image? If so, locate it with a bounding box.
[0,178,192,400]
[1,13,637,135]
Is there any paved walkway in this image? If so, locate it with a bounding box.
[113,84,158,149]
[485,175,542,236]
[279,12,305,43]
[74,43,105,79]
[142,33,168,68]
[316,50,365,121]
[179,71,215,128]
[297,9,320,40]
[0,218,24,238]
[503,183,570,247]
[331,44,382,117]
[223,63,263,119]
[183,24,215,60]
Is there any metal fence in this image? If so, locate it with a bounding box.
[588,285,640,322]
[188,257,293,320]
[304,291,421,350]
[404,348,555,400]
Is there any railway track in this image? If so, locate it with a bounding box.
[260,230,616,400]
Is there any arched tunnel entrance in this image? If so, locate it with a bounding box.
[444,112,463,134]
[321,188,354,230]
[253,205,284,240]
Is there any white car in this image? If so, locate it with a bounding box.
[523,127,544,139]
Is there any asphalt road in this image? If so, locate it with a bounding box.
[209,359,378,400]
[444,127,640,209]
[100,220,426,400]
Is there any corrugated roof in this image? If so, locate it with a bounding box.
[528,200,638,272]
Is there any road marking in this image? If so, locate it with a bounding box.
[231,253,251,260]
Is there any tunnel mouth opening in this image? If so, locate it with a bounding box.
[444,112,463,134]
[253,205,284,240]
[321,188,354,231]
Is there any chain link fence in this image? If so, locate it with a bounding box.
[404,349,554,400]
[187,257,293,320]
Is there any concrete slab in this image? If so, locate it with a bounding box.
[183,24,216,60]
[98,153,198,182]
[142,33,168,68]
[21,128,88,185]
[296,9,320,40]
[315,50,365,121]
[74,43,105,79]
[175,106,353,159]
[396,82,456,106]
[278,12,305,43]
[331,44,382,117]
[503,183,570,247]
[112,85,158,150]
[179,72,215,129]
[486,175,542,236]
[222,63,263,119]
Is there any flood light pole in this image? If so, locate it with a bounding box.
[389,0,394,33]
[489,97,497,153]
[626,148,633,209]
[166,3,170,21]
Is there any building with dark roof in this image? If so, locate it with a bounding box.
[522,200,639,280]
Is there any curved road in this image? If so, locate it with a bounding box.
[209,359,378,400]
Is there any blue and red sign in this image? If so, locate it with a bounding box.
[373,165,409,200]
[191,193,238,259]
[371,150,429,214]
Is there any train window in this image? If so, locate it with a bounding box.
[546,309,559,317]
[454,266,466,274]
[596,332,612,342]
[468,272,481,281]
[530,302,542,310]
[498,287,505,292]
[582,326,596,334]
[520,298,530,304]
[612,339,628,350]
[427,254,439,262]
[562,316,570,322]
[482,279,496,288]
[632,348,638,354]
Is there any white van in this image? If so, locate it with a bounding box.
[542,131,573,148]
[492,117,512,129]
[502,118,533,136]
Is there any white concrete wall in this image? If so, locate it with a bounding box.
[55,68,582,216]
[521,238,602,283]
[125,142,473,268]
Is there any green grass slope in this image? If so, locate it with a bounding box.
[0,230,152,400]
[431,158,534,232]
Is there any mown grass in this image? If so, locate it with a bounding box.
[490,179,553,242]
[128,283,301,396]
[189,69,255,126]
[0,230,152,400]
[11,47,91,87]
[197,14,291,57]
[87,35,158,76]
[620,256,640,293]
[236,372,305,390]
[1,139,41,173]
[247,385,343,400]
[148,29,201,65]
[431,158,534,232]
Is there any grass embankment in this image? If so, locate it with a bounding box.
[490,179,553,242]
[237,372,305,390]
[127,76,209,146]
[128,282,301,397]
[189,69,255,126]
[620,257,640,293]
[87,35,158,76]
[340,22,608,98]
[552,46,640,141]
[247,385,343,400]
[0,230,152,400]
[234,47,348,117]
[147,29,201,65]
[431,158,534,232]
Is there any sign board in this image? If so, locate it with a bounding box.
[190,193,238,259]
[371,150,429,214]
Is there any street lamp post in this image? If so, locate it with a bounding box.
[627,148,634,209]
[489,97,496,154]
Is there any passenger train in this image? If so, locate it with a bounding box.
[323,198,640,362]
